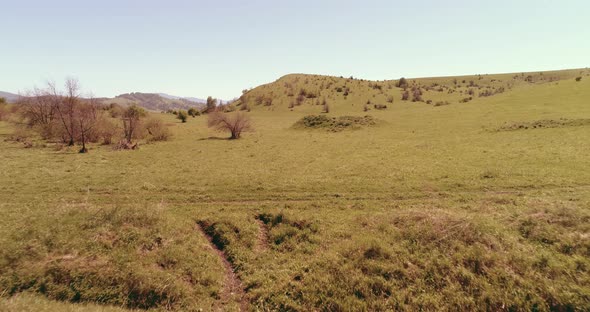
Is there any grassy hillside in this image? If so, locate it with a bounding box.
[236,68,588,113]
[0,69,589,311]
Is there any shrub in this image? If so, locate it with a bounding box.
[322,100,330,113]
[239,101,250,111]
[219,104,236,113]
[187,108,200,117]
[401,91,409,101]
[95,117,118,145]
[177,110,188,123]
[411,89,423,102]
[397,77,408,88]
[434,101,450,107]
[386,95,394,103]
[263,97,273,106]
[479,89,493,97]
[294,115,377,131]
[207,112,252,139]
[296,94,305,106]
[145,118,171,142]
[0,101,8,121]
[108,103,124,118]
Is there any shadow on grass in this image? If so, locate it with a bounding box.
[198,136,231,141]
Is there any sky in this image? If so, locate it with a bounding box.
[1,0,589,100]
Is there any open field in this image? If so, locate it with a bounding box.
[1,69,590,311]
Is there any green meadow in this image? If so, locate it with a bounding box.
[1,69,589,311]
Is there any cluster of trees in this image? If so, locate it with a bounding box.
[18,79,170,153]
[164,95,253,139]
[167,96,220,123]
[8,79,256,148]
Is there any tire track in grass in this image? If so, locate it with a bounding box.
[196,222,248,312]
[254,218,269,253]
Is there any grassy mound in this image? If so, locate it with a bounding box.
[498,118,590,131]
[293,115,377,131]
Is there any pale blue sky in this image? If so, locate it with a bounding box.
[1,0,589,99]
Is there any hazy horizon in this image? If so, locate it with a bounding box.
[2,0,589,99]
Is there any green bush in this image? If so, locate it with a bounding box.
[187,107,200,117]
[177,110,188,123]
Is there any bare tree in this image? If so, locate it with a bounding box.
[19,87,57,127]
[76,97,100,153]
[121,105,146,144]
[52,78,80,145]
[207,112,252,139]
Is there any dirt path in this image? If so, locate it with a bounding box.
[254,218,269,253]
[196,224,248,312]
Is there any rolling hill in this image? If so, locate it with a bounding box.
[0,91,21,103]
[157,93,207,104]
[235,68,589,113]
[102,92,205,111]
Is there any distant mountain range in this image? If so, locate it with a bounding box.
[106,92,207,111]
[0,91,21,103]
[0,90,232,111]
[157,93,207,104]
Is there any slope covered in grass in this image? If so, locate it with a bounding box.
[234,68,588,115]
[0,68,589,311]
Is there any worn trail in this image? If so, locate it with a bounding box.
[196,223,248,312]
[254,218,269,253]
